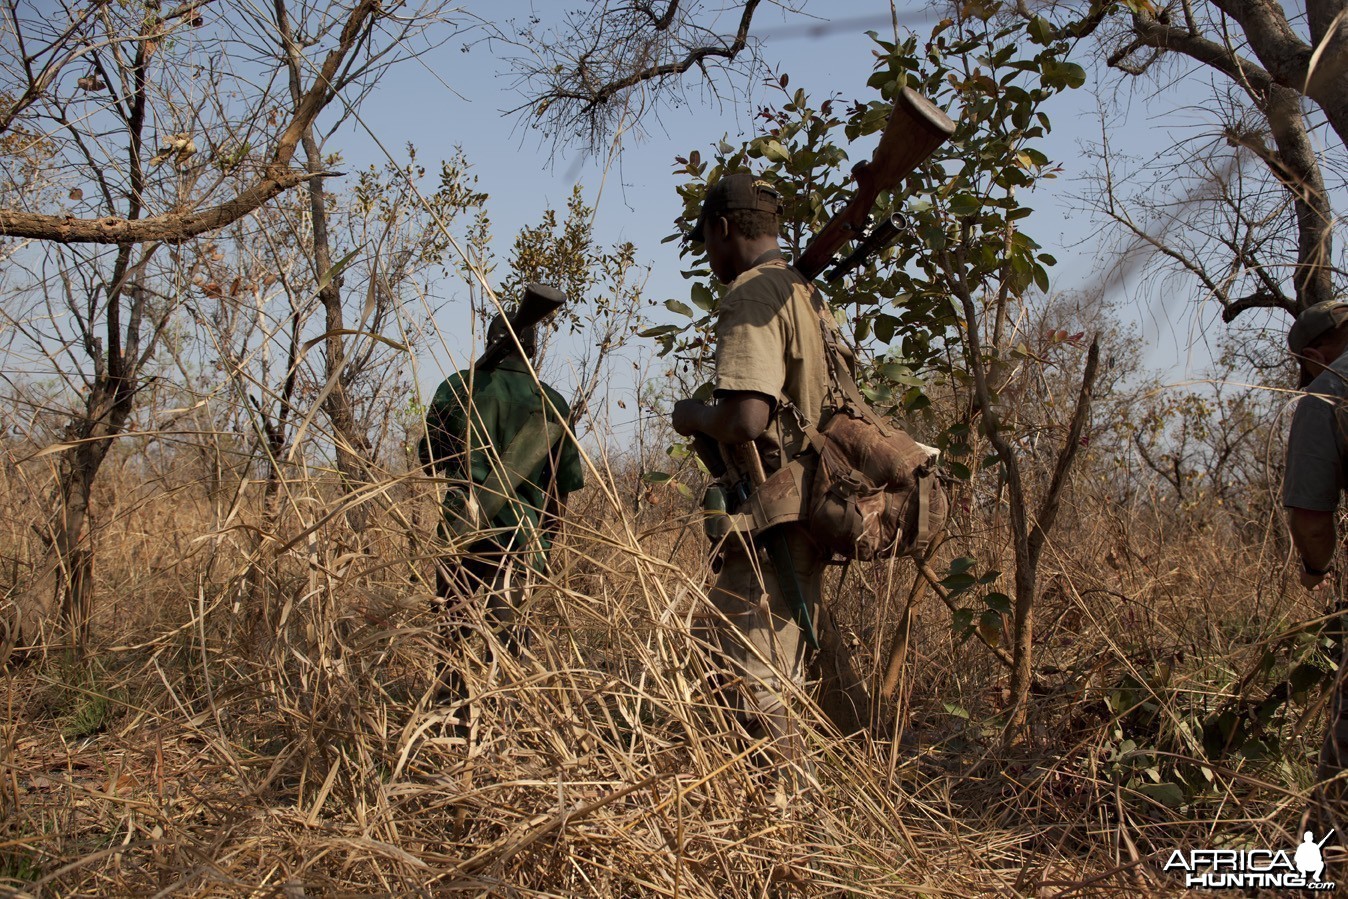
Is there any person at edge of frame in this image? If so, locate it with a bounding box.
[1284,298,1348,840]
[671,171,835,802]
[420,314,584,727]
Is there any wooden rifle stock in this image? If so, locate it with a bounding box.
[795,88,955,282]
[475,283,567,371]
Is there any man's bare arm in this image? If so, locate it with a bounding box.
[1288,506,1337,587]
[671,392,772,444]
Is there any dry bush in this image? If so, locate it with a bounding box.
[0,390,1326,896]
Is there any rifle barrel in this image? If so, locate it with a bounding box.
[824,212,910,283]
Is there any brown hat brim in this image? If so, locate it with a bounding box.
[688,212,708,244]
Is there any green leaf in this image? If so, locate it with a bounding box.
[641,471,672,484]
[949,193,981,216]
[902,386,930,411]
[950,608,974,636]
[665,299,694,317]
[860,383,894,404]
[977,610,1003,646]
[943,702,970,720]
[874,313,899,345]
[1290,662,1330,700]
[877,361,910,381]
[949,556,977,574]
[690,283,715,311]
[762,140,790,163]
[942,572,977,595]
[983,592,1012,615]
[1133,782,1186,809]
[318,246,362,291]
[638,324,682,338]
[1028,15,1055,44]
[1033,264,1050,293]
[1042,60,1087,90]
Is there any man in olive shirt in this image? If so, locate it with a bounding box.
[672,172,831,788]
[422,314,584,703]
[1284,299,1348,830]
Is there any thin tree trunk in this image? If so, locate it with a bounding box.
[1007,338,1100,735]
[12,16,153,651]
[275,0,372,530]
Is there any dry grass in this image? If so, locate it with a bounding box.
[0,423,1325,897]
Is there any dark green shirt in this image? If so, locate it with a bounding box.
[425,357,584,570]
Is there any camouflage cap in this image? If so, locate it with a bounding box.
[1289,300,1348,387]
[688,173,782,243]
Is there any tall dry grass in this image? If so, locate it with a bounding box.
[0,403,1327,897]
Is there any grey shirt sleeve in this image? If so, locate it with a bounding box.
[1284,391,1346,511]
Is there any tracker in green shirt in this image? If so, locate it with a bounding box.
[424,357,584,572]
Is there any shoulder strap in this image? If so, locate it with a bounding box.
[448,410,565,538]
[787,264,892,436]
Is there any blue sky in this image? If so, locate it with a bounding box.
[328,0,1275,421]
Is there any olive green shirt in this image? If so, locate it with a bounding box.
[714,257,831,473]
[425,357,584,570]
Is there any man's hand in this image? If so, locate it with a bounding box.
[1294,574,1326,593]
[1288,507,1337,592]
[1302,568,1330,591]
[1300,556,1331,591]
[672,398,707,437]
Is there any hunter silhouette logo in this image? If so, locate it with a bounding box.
[1163,830,1337,890]
[1300,832,1333,883]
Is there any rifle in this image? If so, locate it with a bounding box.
[795,87,955,282]
[691,433,819,650]
[475,282,567,372]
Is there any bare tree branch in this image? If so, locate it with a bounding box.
[553,0,761,111]
[1120,3,1348,146]
[0,0,111,135]
[1220,287,1294,320]
[1117,9,1277,94]
[0,0,380,244]
[493,0,772,153]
